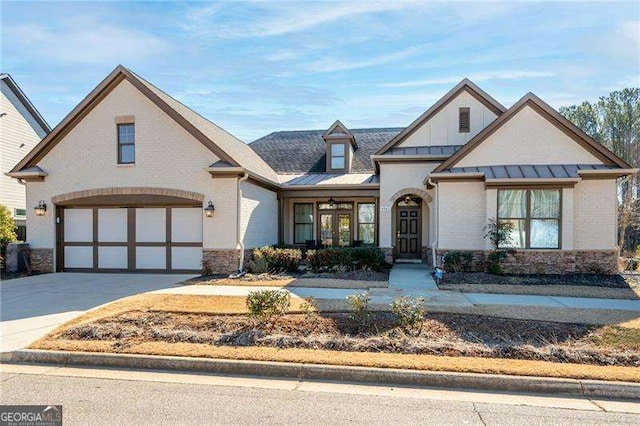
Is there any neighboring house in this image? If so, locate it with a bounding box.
[7,66,635,275]
[1,74,50,240]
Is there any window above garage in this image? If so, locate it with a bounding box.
[117,123,135,164]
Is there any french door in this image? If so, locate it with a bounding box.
[319,212,352,247]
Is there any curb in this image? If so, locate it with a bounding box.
[5,349,640,400]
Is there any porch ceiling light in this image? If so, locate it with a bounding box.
[34,200,47,216]
[404,195,413,204]
[204,201,215,217]
[328,197,336,207]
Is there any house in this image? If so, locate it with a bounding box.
[1,74,50,240]
[7,65,634,275]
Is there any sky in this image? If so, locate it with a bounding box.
[1,1,639,142]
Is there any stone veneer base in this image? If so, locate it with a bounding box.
[435,249,619,275]
[29,248,54,274]
[202,249,253,275]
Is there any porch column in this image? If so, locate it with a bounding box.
[278,196,285,245]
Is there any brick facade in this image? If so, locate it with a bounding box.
[436,249,619,275]
[29,248,54,274]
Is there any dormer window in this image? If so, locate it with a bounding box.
[330,143,346,169]
[323,120,357,173]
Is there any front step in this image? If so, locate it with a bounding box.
[394,259,422,264]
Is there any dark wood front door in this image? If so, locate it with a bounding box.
[396,205,420,259]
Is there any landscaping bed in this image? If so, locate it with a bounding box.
[442,272,632,287]
[439,272,640,299]
[50,310,640,367]
[185,270,388,288]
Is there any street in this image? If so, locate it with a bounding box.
[1,364,639,425]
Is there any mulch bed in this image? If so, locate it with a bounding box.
[187,270,389,284]
[441,272,634,288]
[60,311,640,367]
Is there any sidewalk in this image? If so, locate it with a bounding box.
[154,263,640,313]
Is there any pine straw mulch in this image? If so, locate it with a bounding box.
[184,270,389,289]
[55,310,640,368]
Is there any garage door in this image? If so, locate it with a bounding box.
[61,207,202,272]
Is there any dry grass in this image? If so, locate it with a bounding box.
[32,339,640,383]
[183,272,389,289]
[29,293,640,383]
[439,283,640,300]
[192,277,385,289]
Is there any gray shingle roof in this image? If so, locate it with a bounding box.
[440,164,618,179]
[385,145,463,156]
[249,128,403,173]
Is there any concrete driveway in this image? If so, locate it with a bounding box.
[0,273,195,353]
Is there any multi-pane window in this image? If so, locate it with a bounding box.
[330,143,346,169]
[357,203,375,244]
[459,107,470,133]
[498,189,561,249]
[294,203,313,244]
[117,123,135,164]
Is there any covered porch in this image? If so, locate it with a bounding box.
[278,189,379,248]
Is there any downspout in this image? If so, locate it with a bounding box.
[427,177,438,267]
[236,172,249,273]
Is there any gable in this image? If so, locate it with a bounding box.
[398,89,499,148]
[456,104,602,167]
[434,93,632,173]
[0,75,50,137]
[38,78,220,180]
[375,79,505,155]
[10,66,278,183]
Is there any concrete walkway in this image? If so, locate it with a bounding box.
[156,263,640,313]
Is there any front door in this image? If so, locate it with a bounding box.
[319,212,352,247]
[396,205,421,259]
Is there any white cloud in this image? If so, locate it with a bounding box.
[302,46,424,73]
[379,70,555,88]
[8,19,171,65]
[184,2,416,39]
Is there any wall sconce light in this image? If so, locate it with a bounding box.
[34,200,47,216]
[328,197,336,207]
[404,195,412,204]
[204,201,215,217]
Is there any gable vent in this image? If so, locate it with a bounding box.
[459,107,470,133]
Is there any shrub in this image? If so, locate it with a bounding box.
[246,290,291,326]
[346,292,373,332]
[306,247,386,272]
[299,296,320,333]
[625,258,640,271]
[483,218,516,275]
[247,248,269,273]
[391,296,426,336]
[442,251,473,273]
[251,246,302,273]
[351,247,386,271]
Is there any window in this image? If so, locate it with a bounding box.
[358,203,375,244]
[330,143,346,169]
[294,203,313,244]
[459,107,470,133]
[498,189,561,249]
[117,123,135,164]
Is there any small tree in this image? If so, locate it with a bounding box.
[0,205,17,276]
[483,218,515,275]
